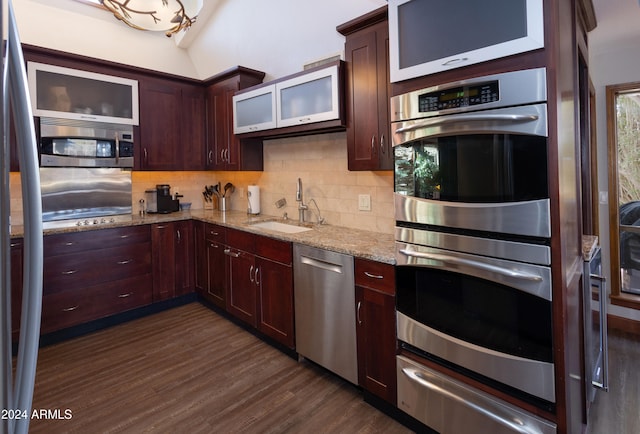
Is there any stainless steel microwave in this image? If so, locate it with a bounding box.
[39,117,134,168]
[388,0,545,82]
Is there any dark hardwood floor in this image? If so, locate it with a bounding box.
[27,303,412,433]
[587,329,640,434]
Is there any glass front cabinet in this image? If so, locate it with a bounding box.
[233,62,342,134]
[27,62,139,125]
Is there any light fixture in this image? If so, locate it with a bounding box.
[100,0,203,37]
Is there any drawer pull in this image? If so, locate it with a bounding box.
[364,271,384,279]
[118,292,133,298]
[61,270,77,275]
[64,242,75,246]
[117,259,133,265]
[10,243,19,247]
[210,231,219,236]
[120,235,130,239]
[224,249,240,258]
[156,225,168,229]
[62,305,79,312]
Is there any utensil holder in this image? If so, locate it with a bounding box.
[219,197,228,212]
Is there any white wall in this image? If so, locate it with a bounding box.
[13,0,387,82]
[186,0,387,81]
[590,42,640,321]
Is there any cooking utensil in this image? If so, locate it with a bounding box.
[223,182,234,197]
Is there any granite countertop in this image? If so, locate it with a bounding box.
[11,210,396,264]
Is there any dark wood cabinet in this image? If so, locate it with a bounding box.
[194,221,227,309]
[181,85,207,170]
[256,236,294,348]
[224,228,257,326]
[354,257,396,405]
[338,7,393,171]
[152,221,194,301]
[41,225,153,334]
[139,79,182,171]
[10,238,23,340]
[204,67,265,171]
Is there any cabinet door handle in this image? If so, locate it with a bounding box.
[249,265,255,283]
[210,242,219,249]
[176,229,181,244]
[371,135,375,151]
[118,292,133,298]
[380,134,385,154]
[61,270,77,275]
[62,305,79,312]
[220,149,225,162]
[143,148,148,163]
[117,259,133,265]
[357,301,362,325]
[254,267,260,286]
[364,271,384,280]
[299,117,311,123]
[208,150,213,164]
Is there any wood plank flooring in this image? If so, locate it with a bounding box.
[587,329,640,434]
[27,303,412,433]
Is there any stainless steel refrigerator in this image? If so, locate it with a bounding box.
[1,1,44,434]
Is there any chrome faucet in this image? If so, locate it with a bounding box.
[296,178,308,223]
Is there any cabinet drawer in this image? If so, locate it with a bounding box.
[43,242,151,294]
[226,227,255,253]
[205,223,226,243]
[41,289,96,334]
[355,258,395,295]
[44,225,150,256]
[255,234,292,265]
[92,274,153,319]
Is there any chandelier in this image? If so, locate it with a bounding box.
[100,0,203,37]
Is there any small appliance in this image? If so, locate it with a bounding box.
[145,184,179,214]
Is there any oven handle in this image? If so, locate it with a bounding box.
[394,113,539,134]
[398,248,543,282]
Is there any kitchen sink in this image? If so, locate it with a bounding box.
[250,220,312,234]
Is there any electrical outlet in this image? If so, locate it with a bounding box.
[358,194,371,211]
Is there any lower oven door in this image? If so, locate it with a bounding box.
[397,355,557,434]
[396,241,555,404]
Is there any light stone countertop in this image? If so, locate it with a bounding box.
[11,209,396,264]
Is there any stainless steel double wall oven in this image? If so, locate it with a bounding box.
[392,68,557,433]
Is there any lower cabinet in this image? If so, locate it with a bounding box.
[151,220,195,301]
[224,228,295,349]
[41,225,153,334]
[355,257,397,405]
[194,221,227,309]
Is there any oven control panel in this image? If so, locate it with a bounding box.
[418,81,499,112]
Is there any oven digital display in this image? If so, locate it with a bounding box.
[418,81,499,112]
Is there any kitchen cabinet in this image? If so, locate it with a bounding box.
[354,257,396,405]
[139,78,206,171]
[151,220,194,302]
[41,225,152,334]
[233,61,346,140]
[205,67,265,171]
[338,7,393,171]
[223,228,295,348]
[10,238,23,341]
[195,222,227,309]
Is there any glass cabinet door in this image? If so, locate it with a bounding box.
[276,64,340,128]
[232,85,277,134]
[28,62,139,125]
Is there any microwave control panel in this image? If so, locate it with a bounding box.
[418,81,499,112]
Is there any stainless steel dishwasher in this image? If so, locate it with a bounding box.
[293,244,357,384]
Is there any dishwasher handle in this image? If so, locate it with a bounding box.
[300,255,343,274]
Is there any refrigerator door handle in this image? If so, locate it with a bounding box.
[2,3,44,434]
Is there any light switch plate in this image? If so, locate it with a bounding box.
[358,194,371,211]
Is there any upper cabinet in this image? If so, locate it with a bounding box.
[205,66,266,171]
[338,7,393,171]
[233,61,345,139]
[27,61,139,125]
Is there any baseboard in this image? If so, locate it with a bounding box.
[607,313,640,336]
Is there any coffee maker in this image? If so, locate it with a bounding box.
[145,184,179,213]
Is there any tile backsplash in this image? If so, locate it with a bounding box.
[10,132,395,234]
